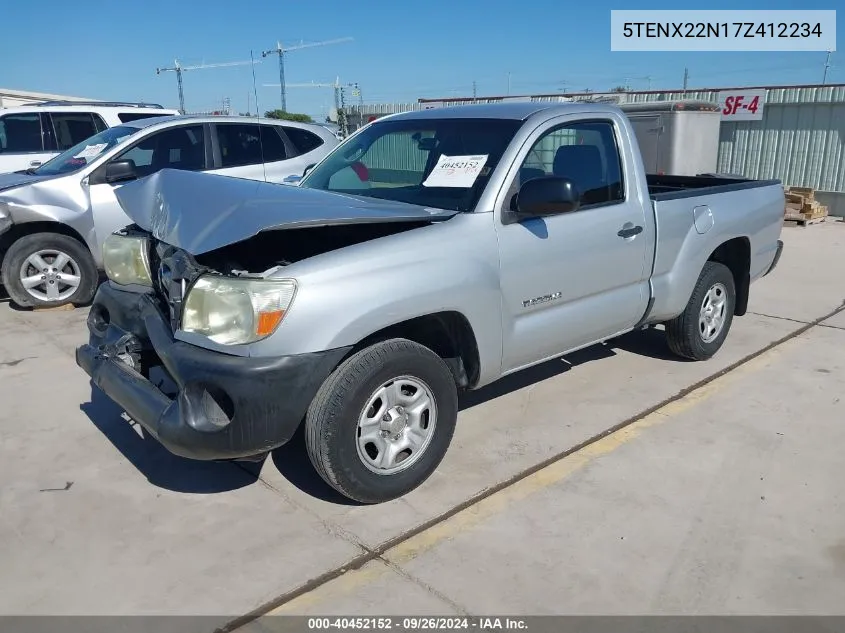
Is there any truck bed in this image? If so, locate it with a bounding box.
[647,174,782,201]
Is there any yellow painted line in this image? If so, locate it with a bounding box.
[256,344,782,619]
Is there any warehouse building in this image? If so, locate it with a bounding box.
[351,83,845,216]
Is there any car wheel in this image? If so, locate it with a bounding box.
[1,233,98,309]
[665,261,736,361]
[305,338,459,504]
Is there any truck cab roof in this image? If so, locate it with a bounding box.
[384,101,627,122]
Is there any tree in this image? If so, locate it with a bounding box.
[264,110,313,122]
[611,85,628,93]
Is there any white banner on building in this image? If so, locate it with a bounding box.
[717,89,767,121]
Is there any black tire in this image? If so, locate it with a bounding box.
[666,261,736,361]
[305,338,459,504]
[1,232,98,309]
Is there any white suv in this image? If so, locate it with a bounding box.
[0,101,180,174]
[0,114,339,308]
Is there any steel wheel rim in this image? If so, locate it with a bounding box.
[19,249,82,303]
[699,282,728,343]
[356,375,438,475]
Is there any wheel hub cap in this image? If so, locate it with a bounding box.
[380,406,407,438]
[19,249,82,302]
[356,376,437,475]
[698,282,728,343]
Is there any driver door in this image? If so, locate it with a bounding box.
[495,114,653,373]
[87,124,209,262]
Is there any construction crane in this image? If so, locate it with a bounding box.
[261,37,353,112]
[267,78,362,137]
[275,78,341,110]
[268,78,363,111]
[155,58,261,114]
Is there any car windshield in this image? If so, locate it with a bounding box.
[299,117,524,212]
[33,125,139,177]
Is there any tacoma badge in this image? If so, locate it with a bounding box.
[522,292,562,308]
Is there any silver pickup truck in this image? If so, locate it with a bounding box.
[75,102,785,503]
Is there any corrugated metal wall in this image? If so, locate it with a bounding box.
[623,86,845,192]
[352,85,845,194]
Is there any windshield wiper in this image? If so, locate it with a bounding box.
[24,167,38,175]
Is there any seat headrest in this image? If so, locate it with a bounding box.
[552,145,603,178]
[552,144,606,198]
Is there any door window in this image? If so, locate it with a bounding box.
[284,126,324,155]
[114,125,205,178]
[50,113,101,150]
[216,123,287,167]
[517,120,624,207]
[92,114,108,132]
[118,112,165,123]
[0,113,43,153]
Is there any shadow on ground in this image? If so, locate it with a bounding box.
[460,326,685,410]
[80,383,259,494]
[79,326,681,501]
[608,325,692,363]
[272,425,364,506]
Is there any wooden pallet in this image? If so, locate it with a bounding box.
[783,185,828,226]
[784,212,827,226]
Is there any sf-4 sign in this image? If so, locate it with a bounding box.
[717,89,766,121]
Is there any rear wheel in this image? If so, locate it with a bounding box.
[304,338,458,504]
[1,233,98,308]
[665,261,736,361]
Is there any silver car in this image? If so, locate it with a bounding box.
[0,114,338,308]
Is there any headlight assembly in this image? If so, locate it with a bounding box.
[102,234,152,287]
[181,276,297,345]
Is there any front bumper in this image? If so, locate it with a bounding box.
[75,282,350,460]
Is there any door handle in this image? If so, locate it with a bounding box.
[618,225,643,238]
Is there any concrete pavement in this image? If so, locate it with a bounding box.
[0,221,843,622]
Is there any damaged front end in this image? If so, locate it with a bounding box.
[76,168,455,461]
[76,231,352,460]
[113,168,458,255]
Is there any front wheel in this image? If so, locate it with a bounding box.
[665,261,736,361]
[304,338,459,504]
[1,233,98,309]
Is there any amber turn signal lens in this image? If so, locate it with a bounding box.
[256,310,285,337]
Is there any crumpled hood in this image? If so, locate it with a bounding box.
[0,171,52,193]
[114,169,459,255]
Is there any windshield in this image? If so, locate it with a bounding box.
[33,125,139,177]
[299,117,523,212]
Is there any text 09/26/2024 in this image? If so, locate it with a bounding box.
[610,10,836,51]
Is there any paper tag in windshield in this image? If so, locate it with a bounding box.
[73,143,108,159]
[423,154,488,188]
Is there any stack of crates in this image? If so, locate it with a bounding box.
[784,186,828,225]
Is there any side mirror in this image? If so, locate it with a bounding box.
[104,159,138,184]
[513,176,580,219]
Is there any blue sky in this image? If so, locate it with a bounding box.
[0,0,839,120]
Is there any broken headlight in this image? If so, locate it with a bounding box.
[181,276,297,345]
[102,234,152,287]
